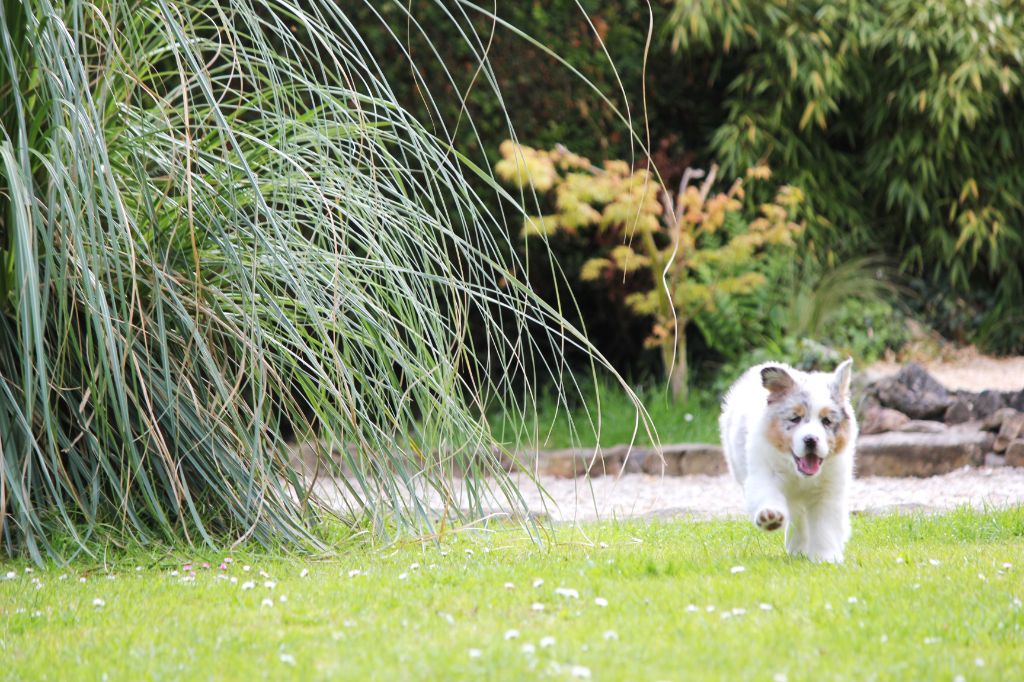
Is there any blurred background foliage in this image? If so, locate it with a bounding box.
[350,0,1022,390]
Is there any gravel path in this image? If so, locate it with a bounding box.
[505,467,1024,522]
[313,467,1024,523]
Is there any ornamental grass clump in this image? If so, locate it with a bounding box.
[0,0,645,560]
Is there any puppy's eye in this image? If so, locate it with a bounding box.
[822,417,833,427]
[789,415,802,424]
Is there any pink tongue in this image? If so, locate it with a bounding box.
[798,454,822,475]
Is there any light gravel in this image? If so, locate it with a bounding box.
[509,467,1024,522]
[313,467,1024,523]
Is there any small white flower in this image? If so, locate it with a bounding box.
[929,559,940,566]
[603,630,619,641]
[32,610,42,617]
[684,413,694,422]
[599,542,609,549]
[521,643,536,654]
[242,565,251,572]
[730,566,746,574]
[399,573,409,581]
[555,587,579,599]
[230,576,238,584]
[848,596,858,604]
[440,612,455,625]
[540,636,555,648]
[410,562,420,571]
[720,612,732,620]
[759,603,773,611]
[59,575,68,581]
[468,648,482,659]
[594,597,608,607]
[464,549,474,557]
[880,634,888,643]
[259,570,270,578]
[135,567,142,572]
[1002,562,1012,569]
[979,573,987,581]
[975,658,985,667]
[169,571,179,577]
[705,605,715,612]
[533,578,544,588]
[92,598,105,607]
[299,569,309,578]
[261,598,273,608]
[504,629,519,640]
[895,557,905,564]
[348,569,361,578]
[4,571,16,580]
[264,581,276,590]
[570,665,592,679]
[106,574,116,581]
[279,653,295,665]
[685,604,699,612]
[504,582,514,590]
[241,581,255,590]
[531,603,545,611]
[824,603,832,611]
[924,636,940,645]
[24,567,33,573]
[79,577,87,583]
[731,608,746,616]
[278,595,287,603]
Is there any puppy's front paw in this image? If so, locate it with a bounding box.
[755,508,785,531]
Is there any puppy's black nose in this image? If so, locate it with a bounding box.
[803,435,818,450]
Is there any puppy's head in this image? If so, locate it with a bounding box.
[762,359,854,477]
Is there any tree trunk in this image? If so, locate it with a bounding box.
[661,323,688,403]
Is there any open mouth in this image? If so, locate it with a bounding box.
[793,453,822,476]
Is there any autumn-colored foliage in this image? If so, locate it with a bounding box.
[496,141,805,400]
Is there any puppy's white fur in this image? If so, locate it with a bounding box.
[719,359,857,563]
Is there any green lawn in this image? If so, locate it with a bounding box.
[491,377,722,449]
[2,509,1023,680]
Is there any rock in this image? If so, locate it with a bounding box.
[984,452,1006,468]
[873,363,953,420]
[1007,388,1024,412]
[1006,440,1024,467]
[982,407,1019,432]
[535,445,631,478]
[861,406,910,435]
[993,413,1024,453]
[943,399,974,425]
[974,390,1006,419]
[855,427,993,477]
[897,420,948,434]
[640,444,726,476]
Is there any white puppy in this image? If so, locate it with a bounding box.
[719,359,857,563]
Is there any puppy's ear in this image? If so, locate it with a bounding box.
[831,357,853,399]
[761,366,795,401]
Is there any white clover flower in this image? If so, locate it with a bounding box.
[555,587,579,599]
[594,597,608,607]
[504,629,519,640]
[539,636,555,648]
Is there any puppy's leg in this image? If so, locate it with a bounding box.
[743,474,788,532]
[802,500,850,564]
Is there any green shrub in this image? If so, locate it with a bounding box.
[670,0,1024,352]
